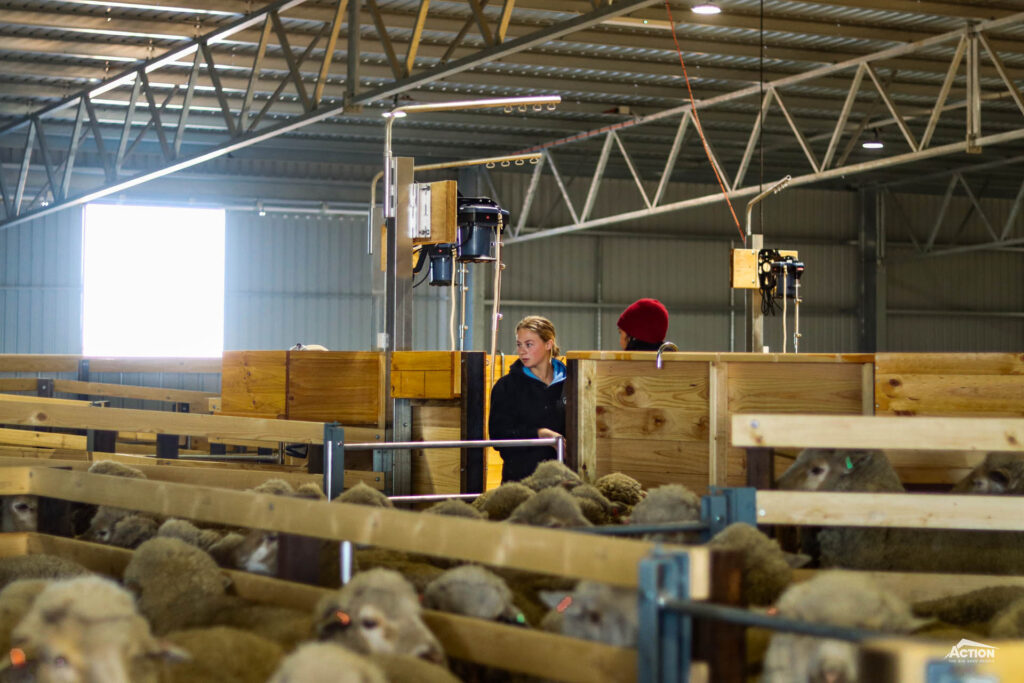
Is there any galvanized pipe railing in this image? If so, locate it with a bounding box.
[346,437,565,464]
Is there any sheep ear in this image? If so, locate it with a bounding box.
[842,449,878,471]
[146,640,191,663]
[538,590,570,610]
[782,551,812,569]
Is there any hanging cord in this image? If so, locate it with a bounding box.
[759,0,766,236]
[663,1,744,245]
[449,246,457,351]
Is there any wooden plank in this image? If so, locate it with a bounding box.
[0,448,89,462]
[0,355,80,373]
[0,398,382,444]
[708,362,729,488]
[727,362,866,414]
[411,402,461,494]
[876,373,1024,416]
[566,351,875,364]
[52,379,218,410]
[756,489,1024,531]
[595,361,709,411]
[595,439,709,494]
[874,352,1024,376]
[0,427,88,450]
[220,351,288,418]
[391,351,460,399]
[85,357,222,373]
[731,414,1024,452]
[0,379,40,392]
[19,466,711,593]
[861,362,875,415]
[0,393,90,406]
[861,639,1024,683]
[597,405,709,442]
[288,352,383,425]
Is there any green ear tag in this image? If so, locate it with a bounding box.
[516,613,526,625]
[845,456,854,470]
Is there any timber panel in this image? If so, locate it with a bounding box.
[391,351,461,400]
[411,401,462,495]
[287,352,383,425]
[221,351,288,418]
[876,353,1024,418]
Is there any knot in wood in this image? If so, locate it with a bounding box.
[888,378,901,387]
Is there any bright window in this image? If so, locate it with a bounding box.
[82,203,225,357]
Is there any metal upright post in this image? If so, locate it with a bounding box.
[638,552,692,683]
[745,234,764,352]
[323,422,345,500]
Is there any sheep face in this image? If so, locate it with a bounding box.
[776,449,900,492]
[234,530,279,575]
[315,569,444,665]
[79,507,130,544]
[1,496,38,532]
[952,452,1024,494]
[423,566,521,624]
[541,581,637,647]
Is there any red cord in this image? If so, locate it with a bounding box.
[664,1,746,245]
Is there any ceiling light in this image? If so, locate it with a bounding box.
[692,3,721,15]
[862,130,884,149]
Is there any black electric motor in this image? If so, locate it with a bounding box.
[457,196,510,262]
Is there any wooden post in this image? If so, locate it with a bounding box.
[277,534,324,585]
[708,361,730,488]
[745,447,774,489]
[574,360,597,482]
[564,359,579,473]
[461,352,485,493]
[693,549,745,683]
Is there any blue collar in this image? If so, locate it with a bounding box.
[523,357,566,386]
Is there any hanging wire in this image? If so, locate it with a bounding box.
[663,1,745,245]
[759,0,766,238]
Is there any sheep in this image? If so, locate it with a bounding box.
[539,580,637,647]
[334,482,394,507]
[423,565,523,624]
[425,498,486,520]
[520,460,582,492]
[267,642,386,683]
[78,460,152,545]
[289,343,329,351]
[507,487,591,528]
[157,519,225,552]
[367,653,463,683]
[595,472,645,506]
[912,586,1024,631]
[989,597,1024,637]
[0,579,49,652]
[351,547,446,593]
[625,484,701,543]
[1,496,37,532]
[569,484,619,525]
[707,522,804,606]
[314,568,446,665]
[81,506,160,547]
[761,571,923,683]
[472,483,534,521]
[951,452,1024,494]
[159,626,283,683]
[11,575,185,683]
[249,478,295,496]
[293,483,327,500]
[87,460,147,479]
[0,555,90,590]
[777,448,1024,574]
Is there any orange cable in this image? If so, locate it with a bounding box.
[664,1,746,245]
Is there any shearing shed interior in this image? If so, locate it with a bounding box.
[0,1,1022,681]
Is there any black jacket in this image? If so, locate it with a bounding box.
[488,359,567,483]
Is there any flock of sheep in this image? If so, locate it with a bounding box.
[0,448,1020,682]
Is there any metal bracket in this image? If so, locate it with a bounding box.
[701,487,757,540]
[323,422,345,500]
[638,551,692,683]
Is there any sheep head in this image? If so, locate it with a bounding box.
[1,496,38,533]
[776,448,902,492]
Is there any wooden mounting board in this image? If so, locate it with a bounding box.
[52,380,217,411]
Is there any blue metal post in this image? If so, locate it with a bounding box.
[638,552,691,682]
[323,422,345,500]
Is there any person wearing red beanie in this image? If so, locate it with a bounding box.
[617,298,669,351]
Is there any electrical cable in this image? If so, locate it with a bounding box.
[663,1,745,245]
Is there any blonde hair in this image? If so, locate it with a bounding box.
[515,316,560,358]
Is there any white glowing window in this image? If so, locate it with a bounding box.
[82,203,225,357]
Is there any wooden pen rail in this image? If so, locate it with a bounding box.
[0,532,637,683]
[0,355,222,374]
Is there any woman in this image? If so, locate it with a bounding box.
[617,298,669,351]
[488,316,566,483]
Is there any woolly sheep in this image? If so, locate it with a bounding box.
[314,568,446,665]
[472,483,534,521]
[80,460,151,546]
[289,343,329,351]
[569,484,619,525]
[87,460,147,479]
[334,482,394,507]
[249,478,294,496]
[157,519,224,552]
[293,483,327,500]
[507,487,591,528]
[0,579,48,652]
[913,585,1024,632]
[540,580,637,647]
[352,546,446,592]
[951,452,1024,494]
[626,484,701,543]
[267,642,386,683]
[82,507,159,547]
[777,449,1024,574]
[707,522,804,606]
[367,653,462,683]
[1,496,37,532]
[520,460,582,492]
[425,498,486,520]
[12,575,184,683]
[595,472,645,506]
[990,597,1024,637]
[0,555,90,590]
[160,626,283,683]
[761,571,923,683]
[423,565,522,624]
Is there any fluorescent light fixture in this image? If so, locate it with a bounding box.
[692,3,722,15]
[862,130,884,149]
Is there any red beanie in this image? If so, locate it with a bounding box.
[617,298,669,344]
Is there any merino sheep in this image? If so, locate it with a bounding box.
[569,484,620,525]
[267,642,386,683]
[160,626,283,683]
[990,597,1024,637]
[595,472,645,506]
[424,565,523,624]
[314,568,446,665]
[507,487,591,528]
[289,343,329,351]
[12,575,185,683]
[520,460,582,492]
[952,452,1024,494]
[0,579,49,652]
[472,483,534,521]
[761,571,924,683]
[540,580,637,647]
[293,483,327,500]
[1,496,37,532]
[0,555,90,590]
[913,586,1024,632]
[87,460,147,479]
[334,482,394,508]
[425,498,486,519]
[157,519,224,552]
[778,448,1024,574]
[250,478,295,496]
[626,484,701,543]
[707,522,805,606]
[82,507,160,548]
